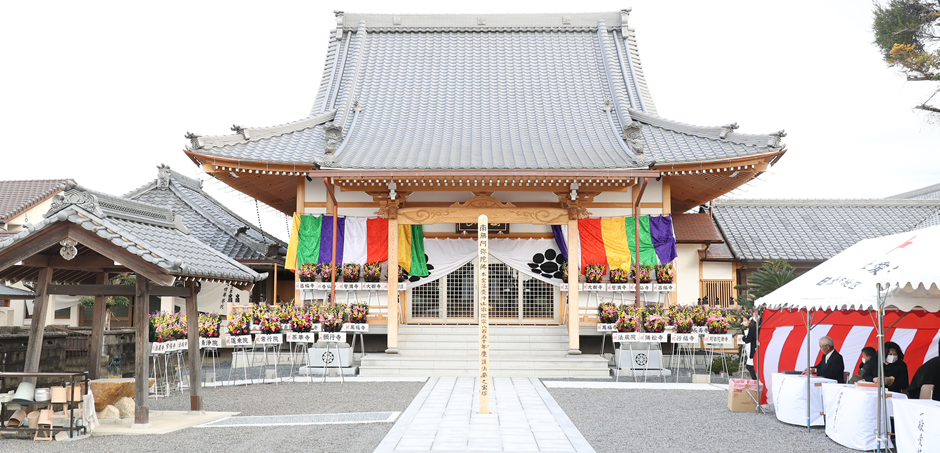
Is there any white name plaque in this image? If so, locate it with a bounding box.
[319,332,346,343]
[151,342,168,354]
[580,283,606,292]
[636,332,668,343]
[287,332,316,343]
[295,282,318,290]
[254,334,283,344]
[596,323,617,332]
[361,282,387,291]
[704,334,732,344]
[653,283,675,292]
[613,332,640,343]
[310,323,322,332]
[342,323,369,332]
[607,283,636,292]
[671,333,700,344]
[692,326,709,334]
[335,282,361,291]
[225,335,252,346]
[199,337,221,349]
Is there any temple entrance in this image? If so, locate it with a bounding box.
[406,256,560,324]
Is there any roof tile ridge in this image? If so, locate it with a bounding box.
[169,182,285,251]
[1,181,73,222]
[713,198,940,207]
[332,20,368,133]
[621,27,657,114]
[189,110,336,150]
[311,29,341,116]
[627,109,782,146]
[341,11,627,30]
[161,220,264,280]
[0,178,74,184]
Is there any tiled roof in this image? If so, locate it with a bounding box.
[185,11,784,171]
[701,242,734,261]
[713,199,940,262]
[673,213,723,243]
[0,179,74,222]
[0,284,33,299]
[0,182,265,285]
[124,165,286,261]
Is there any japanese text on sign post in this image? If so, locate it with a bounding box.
[478,215,490,414]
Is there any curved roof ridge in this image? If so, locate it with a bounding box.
[339,10,628,31]
[629,109,784,148]
[187,110,336,151]
[169,179,286,248]
[885,182,940,200]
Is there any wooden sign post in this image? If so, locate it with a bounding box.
[477,215,491,414]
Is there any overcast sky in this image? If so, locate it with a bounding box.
[3,1,938,242]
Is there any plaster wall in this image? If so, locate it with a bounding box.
[702,261,733,280]
[4,196,58,231]
[676,244,701,306]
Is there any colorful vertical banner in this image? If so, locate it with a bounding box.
[600,217,633,271]
[625,215,658,266]
[578,218,607,273]
[398,225,429,277]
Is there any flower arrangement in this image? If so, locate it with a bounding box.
[150,311,187,342]
[398,266,409,283]
[227,312,251,336]
[198,313,221,337]
[674,315,694,333]
[707,313,730,334]
[320,304,344,332]
[655,264,675,283]
[363,262,382,282]
[631,265,653,283]
[584,263,605,283]
[299,262,319,282]
[345,302,369,323]
[342,264,361,282]
[609,268,629,284]
[276,305,293,325]
[644,313,666,333]
[597,302,619,324]
[615,314,640,332]
[561,262,568,282]
[691,306,708,326]
[290,305,314,332]
[318,263,336,281]
[259,309,281,334]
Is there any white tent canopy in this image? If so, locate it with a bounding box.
[756,224,940,312]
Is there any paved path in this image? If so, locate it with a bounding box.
[375,377,594,452]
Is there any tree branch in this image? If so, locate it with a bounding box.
[915,104,940,113]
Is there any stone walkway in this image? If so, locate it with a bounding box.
[375,377,595,452]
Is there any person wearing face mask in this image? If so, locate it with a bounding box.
[873,341,909,393]
[849,346,877,384]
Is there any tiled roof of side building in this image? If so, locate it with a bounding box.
[184,11,784,171]
[885,182,940,200]
[713,199,940,262]
[672,213,724,243]
[0,182,265,284]
[124,165,287,262]
[0,179,74,222]
[0,284,34,298]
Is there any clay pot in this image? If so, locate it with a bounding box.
[27,411,40,429]
[7,409,26,427]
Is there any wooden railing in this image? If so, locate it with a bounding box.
[700,279,736,307]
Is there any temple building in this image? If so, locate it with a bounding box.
[182,10,787,376]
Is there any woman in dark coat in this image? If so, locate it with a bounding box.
[742,317,758,380]
[877,341,910,393]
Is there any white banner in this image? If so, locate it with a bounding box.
[320,332,346,343]
[403,238,477,290]
[310,323,323,332]
[488,238,565,288]
[360,282,388,291]
[342,323,369,332]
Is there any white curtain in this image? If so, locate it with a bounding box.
[404,239,477,289]
[173,281,250,314]
[490,239,566,287]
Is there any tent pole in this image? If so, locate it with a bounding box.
[805,308,812,431]
[875,283,887,452]
[755,307,762,414]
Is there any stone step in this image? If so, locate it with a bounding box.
[396,340,569,350]
[358,367,610,378]
[358,354,611,378]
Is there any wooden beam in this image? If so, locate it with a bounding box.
[386,216,399,353]
[397,206,569,225]
[423,232,554,240]
[22,254,117,270]
[185,281,202,413]
[134,275,150,426]
[0,223,68,273]
[23,267,53,384]
[68,224,175,286]
[87,273,107,380]
[147,283,191,298]
[48,284,136,296]
[567,219,580,354]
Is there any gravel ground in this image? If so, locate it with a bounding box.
[548,388,854,453]
[2,373,426,453]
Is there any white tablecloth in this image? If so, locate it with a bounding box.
[822,385,908,451]
[893,399,940,453]
[771,373,835,426]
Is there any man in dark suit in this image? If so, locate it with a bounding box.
[803,335,845,383]
[909,338,940,401]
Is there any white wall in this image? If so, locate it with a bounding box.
[676,244,701,306]
[5,196,58,231]
[702,261,733,280]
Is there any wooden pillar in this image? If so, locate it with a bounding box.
[295,175,305,305]
[133,275,151,427]
[386,216,399,353]
[662,176,678,306]
[185,281,202,413]
[566,219,580,354]
[87,273,108,380]
[23,267,53,384]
